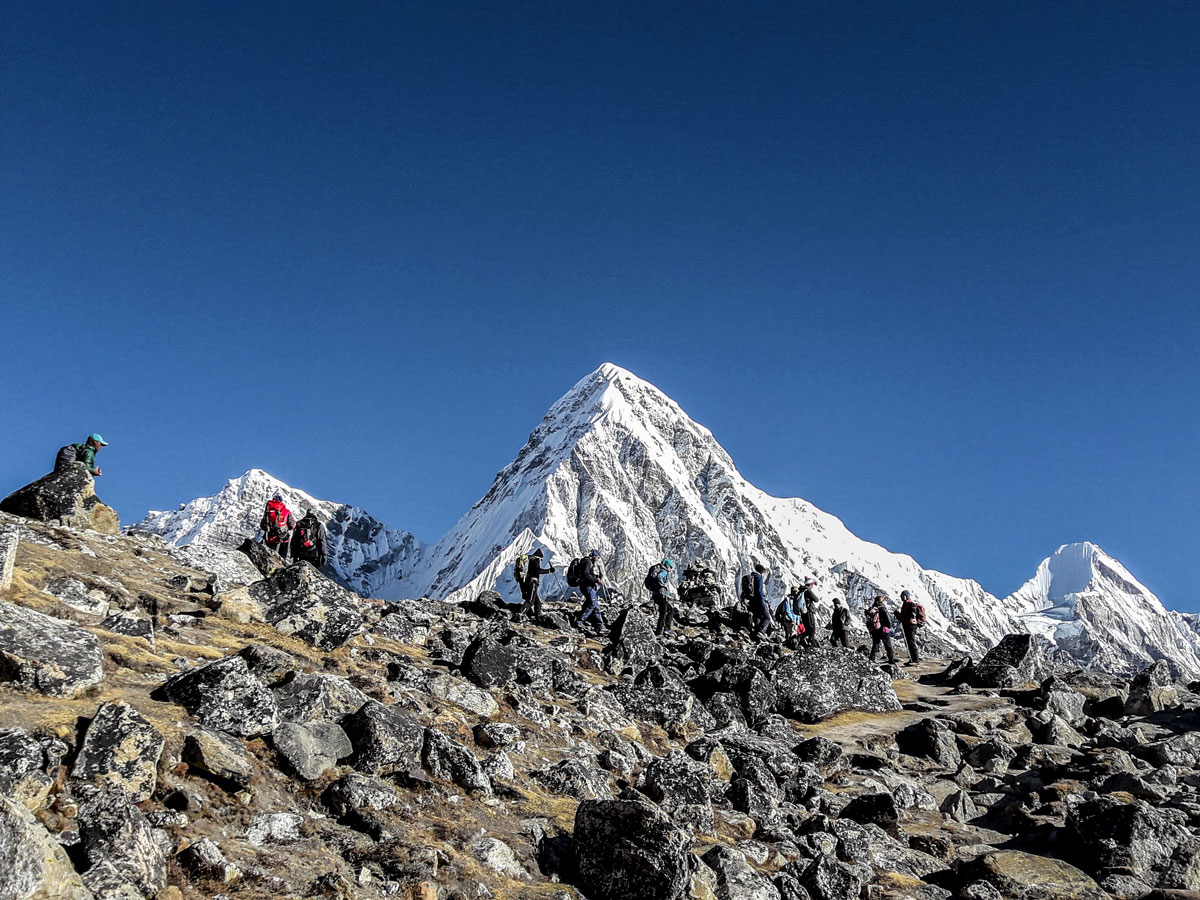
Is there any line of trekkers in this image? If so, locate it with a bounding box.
[511,549,929,666]
[259,493,329,571]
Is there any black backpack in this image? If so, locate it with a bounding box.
[644,563,665,592]
[740,573,755,602]
[566,557,585,588]
[55,443,81,471]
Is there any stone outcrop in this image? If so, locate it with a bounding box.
[574,799,696,900]
[0,463,119,533]
[151,655,279,737]
[0,599,104,698]
[967,634,1046,688]
[0,795,92,900]
[247,562,364,650]
[770,648,901,722]
[71,701,164,801]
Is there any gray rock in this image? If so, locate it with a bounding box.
[470,836,527,878]
[248,562,364,650]
[473,722,520,748]
[273,672,368,724]
[177,837,242,883]
[796,855,864,900]
[896,717,962,768]
[460,635,520,688]
[152,655,279,737]
[0,463,119,533]
[0,794,91,900]
[701,845,781,900]
[960,850,1109,900]
[246,812,302,846]
[0,729,53,812]
[1127,660,1179,715]
[0,526,17,596]
[603,607,662,673]
[481,751,515,780]
[44,576,109,618]
[77,789,167,897]
[534,758,613,801]
[424,672,498,717]
[609,683,716,738]
[98,611,154,645]
[1067,795,1200,889]
[422,729,491,794]
[644,750,715,833]
[322,773,400,816]
[574,799,696,900]
[342,700,425,775]
[0,599,104,697]
[770,649,901,723]
[71,701,164,801]
[272,722,353,781]
[182,728,254,789]
[968,634,1046,689]
[839,791,898,829]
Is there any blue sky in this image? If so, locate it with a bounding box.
[2,3,1197,608]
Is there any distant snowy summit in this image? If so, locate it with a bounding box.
[132,363,1199,677]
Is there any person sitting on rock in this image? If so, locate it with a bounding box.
[515,548,555,622]
[574,549,608,635]
[55,433,107,476]
[290,509,328,570]
[260,493,295,560]
[866,595,897,664]
[829,596,851,648]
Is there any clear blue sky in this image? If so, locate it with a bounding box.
[3,3,1197,609]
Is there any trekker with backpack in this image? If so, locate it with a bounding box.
[865,595,897,664]
[573,550,608,635]
[745,563,773,638]
[260,493,295,560]
[55,434,107,476]
[799,577,820,647]
[898,589,925,665]
[829,597,851,648]
[290,509,328,570]
[646,558,676,636]
[514,548,555,622]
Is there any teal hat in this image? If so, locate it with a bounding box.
[663,559,675,568]
[89,433,108,446]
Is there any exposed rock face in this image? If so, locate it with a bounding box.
[273,722,353,781]
[0,795,91,900]
[0,599,104,698]
[0,729,53,812]
[273,672,368,724]
[151,655,279,737]
[77,789,168,898]
[247,563,364,650]
[604,607,662,673]
[0,527,19,597]
[770,649,901,722]
[574,799,696,900]
[71,701,164,801]
[1,463,119,534]
[342,701,425,776]
[968,634,1046,688]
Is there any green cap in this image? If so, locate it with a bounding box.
[89,433,108,446]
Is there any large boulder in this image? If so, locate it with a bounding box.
[0,599,104,698]
[0,526,17,596]
[770,648,901,723]
[273,672,369,724]
[959,850,1109,900]
[460,635,520,689]
[77,788,168,898]
[342,700,425,776]
[0,795,91,900]
[71,701,164,801]
[968,634,1046,689]
[609,682,715,738]
[0,463,119,533]
[235,538,285,578]
[603,607,662,673]
[1126,660,1179,715]
[182,728,254,790]
[151,655,279,737]
[272,722,353,781]
[700,845,781,900]
[0,729,53,812]
[247,563,363,650]
[574,799,696,900]
[422,729,491,795]
[1067,796,1200,889]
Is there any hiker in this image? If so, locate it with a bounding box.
[260,493,295,560]
[829,597,851,648]
[798,578,820,647]
[898,589,924,665]
[515,549,555,622]
[748,563,773,637]
[865,594,897,664]
[55,434,107,476]
[776,590,803,642]
[647,558,677,636]
[575,549,607,634]
[290,509,328,570]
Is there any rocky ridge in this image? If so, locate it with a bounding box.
[6,477,1200,900]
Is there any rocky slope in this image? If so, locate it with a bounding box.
[7,480,1200,900]
[130,364,1198,678]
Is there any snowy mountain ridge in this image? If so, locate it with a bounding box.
[132,363,1199,677]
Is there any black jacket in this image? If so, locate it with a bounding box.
[290,516,328,567]
[526,558,555,584]
[831,606,851,632]
[581,557,604,589]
